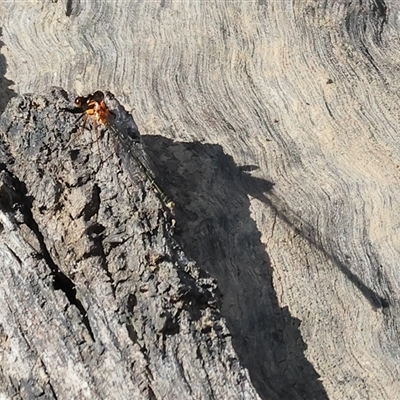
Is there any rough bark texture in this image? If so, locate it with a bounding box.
[1,0,400,399]
[0,89,259,399]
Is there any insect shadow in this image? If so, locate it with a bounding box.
[142,135,329,400]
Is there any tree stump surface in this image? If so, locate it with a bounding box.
[1,1,400,399]
[0,89,260,399]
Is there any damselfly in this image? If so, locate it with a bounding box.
[67,91,175,210]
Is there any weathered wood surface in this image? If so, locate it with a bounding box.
[0,89,260,399]
[1,0,400,399]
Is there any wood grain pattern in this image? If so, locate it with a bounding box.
[1,0,400,398]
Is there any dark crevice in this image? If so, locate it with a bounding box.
[99,261,115,294]
[39,357,58,400]
[148,385,157,400]
[84,220,115,294]
[65,0,81,17]
[123,294,139,343]
[47,380,58,400]
[84,222,106,257]
[160,311,180,336]
[125,293,137,314]
[360,42,381,74]
[82,184,101,221]
[324,98,334,119]
[175,359,194,397]
[65,0,73,16]
[4,243,23,265]
[2,170,95,342]
[126,322,138,344]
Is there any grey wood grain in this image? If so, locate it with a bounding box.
[1,0,399,399]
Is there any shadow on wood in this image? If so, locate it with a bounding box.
[143,135,329,400]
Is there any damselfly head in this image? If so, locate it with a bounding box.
[74,91,104,110]
[74,96,88,109]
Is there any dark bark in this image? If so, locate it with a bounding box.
[0,89,259,400]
